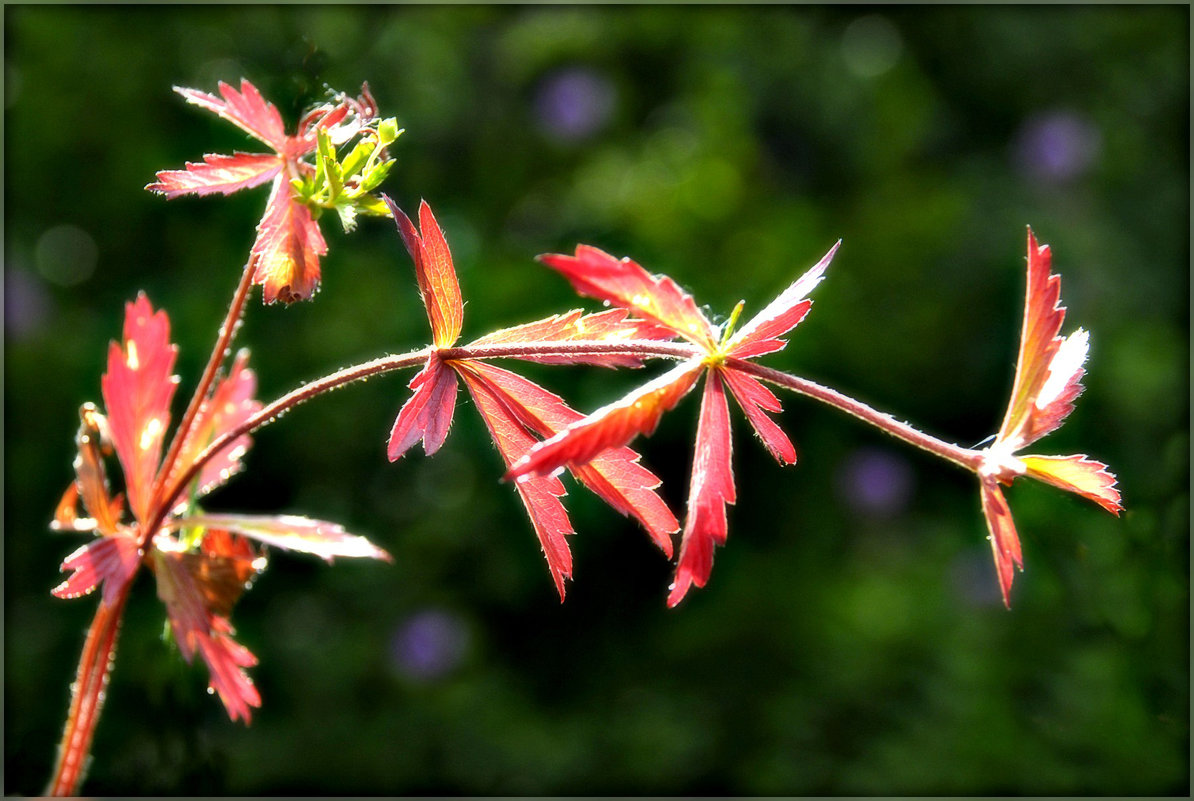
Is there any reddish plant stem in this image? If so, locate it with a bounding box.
[728,358,984,472]
[47,586,130,796]
[148,256,257,544]
[159,339,983,523]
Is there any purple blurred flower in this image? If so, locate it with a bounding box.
[835,447,914,520]
[390,608,469,682]
[5,269,51,341]
[533,67,616,142]
[1014,110,1102,183]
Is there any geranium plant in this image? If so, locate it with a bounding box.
[45,78,1121,796]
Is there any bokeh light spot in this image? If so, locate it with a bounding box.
[841,15,903,78]
[35,224,98,287]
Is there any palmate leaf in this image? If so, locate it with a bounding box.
[538,246,719,350]
[146,152,284,198]
[100,293,179,524]
[720,367,796,465]
[668,371,736,607]
[457,361,678,556]
[469,309,676,369]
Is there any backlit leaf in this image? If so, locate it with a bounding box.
[725,240,839,359]
[457,367,575,598]
[386,197,463,349]
[507,358,705,480]
[456,361,678,555]
[468,308,676,369]
[175,79,289,153]
[979,478,1023,609]
[1021,454,1123,515]
[538,246,718,350]
[180,514,392,564]
[51,532,142,606]
[100,293,179,524]
[387,358,459,461]
[720,367,796,465]
[668,371,736,607]
[146,152,283,198]
[252,176,328,304]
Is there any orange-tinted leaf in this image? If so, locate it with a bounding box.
[720,367,796,465]
[175,80,289,153]
[101,293,179,524]
[457,366,575,598]
[668,371,736,607]
[146,152,283,198]
[1021,454,1123,515]
[457,361,678,555]
[979,478,1023,609]
[387,358,459,461]
[252,177,328,304]
[181,514,392,564]
[66,404,122,535]
[725,240,839,359]
[51,532,142,606]
[997,228,1086,451]
[385,197,463,349]
[151,542,261,722]
[538,246,718,350]
[170,350,261,508]
[468,308,676,368]
[507,358,705,480]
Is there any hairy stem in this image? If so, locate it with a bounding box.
[729,358,984,472]
[150,256,257,537]
[47,587,130,796]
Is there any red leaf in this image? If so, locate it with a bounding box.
[251,176,328,304]
[456,362,678,555]
[146,152,284,198]
[385,197,464,349]
[100,293,179,524]
[997,228,1086,451]
[51,532,142,606]
[468,308,676,369]
[151,540,262,722]
[1021,454,1123,515]
[175,80,289,153]
[720,367,797,465]
[725,240,839,359]
[387,358,459,461]
[507,358,705,480]
[668,371,736,607]
[538,246,718,350]
[61,404,123,535]
[979,478,1023,609]
[170,350,261,507]
[457,367,575,598]
[180,514,392,563]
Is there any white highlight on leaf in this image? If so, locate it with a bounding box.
[140,417,163,451]
[1036,328,1089,411]
[126,340,140,370]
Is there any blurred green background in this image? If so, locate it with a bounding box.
[5,5,1188,795]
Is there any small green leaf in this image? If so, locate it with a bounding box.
[335,202,358,233]
[316,128,343,199]
[359,159,395,193]
[340,139,376,180]
[378,118,403,146]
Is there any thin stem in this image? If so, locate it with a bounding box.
[150,256,257,535]
[729,358,984,472]
[46,586,130,796]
